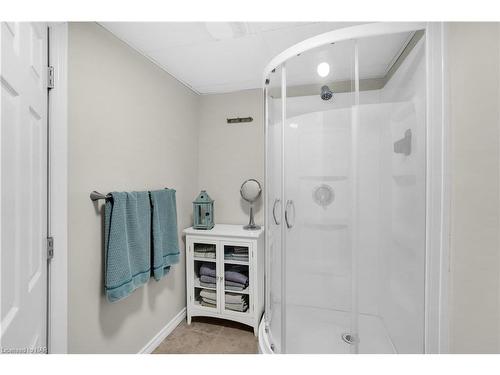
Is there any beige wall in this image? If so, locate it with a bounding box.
[448,22,500,353]
[67,23,200,353]
[198,90,265,225]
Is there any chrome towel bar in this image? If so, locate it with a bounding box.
[90,187,171,202]
[90,191,112,201]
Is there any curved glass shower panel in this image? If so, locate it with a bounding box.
[356,31,427,353]
[283,40,357,354]
[265,66,283,353]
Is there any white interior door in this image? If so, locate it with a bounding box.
[1,22,48,354]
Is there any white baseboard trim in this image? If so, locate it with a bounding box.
[139,307,187,354]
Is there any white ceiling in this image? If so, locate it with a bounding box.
[99,22,363,94]
[99,22,410,95]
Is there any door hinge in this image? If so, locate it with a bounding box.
[47,66,54,89]
[47,236,54,260]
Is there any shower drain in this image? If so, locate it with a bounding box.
[341,333,358,345]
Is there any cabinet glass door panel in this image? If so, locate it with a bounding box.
[221,242,251,315]
[192,241,218,310]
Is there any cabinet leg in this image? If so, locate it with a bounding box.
[253,324,258,337]
[187,314,192,325]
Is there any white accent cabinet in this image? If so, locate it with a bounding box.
[184,224,264,336]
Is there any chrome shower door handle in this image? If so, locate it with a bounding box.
[285,199,295,229]
[272,198,281,225]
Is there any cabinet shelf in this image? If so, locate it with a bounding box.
[194,278,216,290]
[223,259,249,266]
[225,308,250,315]
[193,257,216,263]
[225,287,249,295]
[193,299,217,309]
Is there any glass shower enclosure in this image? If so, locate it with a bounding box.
[264,23,429,354]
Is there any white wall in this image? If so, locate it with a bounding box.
[447,22,500,353]
[198,90,264,225]
[67,22,200,353]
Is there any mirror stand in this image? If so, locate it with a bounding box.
[244,202,260,230]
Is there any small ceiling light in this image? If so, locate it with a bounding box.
[317,62,330,78]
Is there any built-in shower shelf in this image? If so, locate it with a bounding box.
[303,220,349,231]
[392,174,417,186]
[288,268,350,280]
[300,175,348,182]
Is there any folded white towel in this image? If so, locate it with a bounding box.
[200,289,216,300]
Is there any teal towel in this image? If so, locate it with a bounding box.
[104,192,151,302]
[150,189,180,281]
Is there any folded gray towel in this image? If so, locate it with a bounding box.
[200,263,216,277]
[225,300,247,308]
[201,301,216,308]
[225,270,248,285]
[225,292,247,304]
[224,279,242,287]
[225,254,249,260]
[200,289,216,300]
[200,275,216,284]
[200,281,216,288]
[201,300,248,312]
[225,304,248,312]
[201,296,216,304]
[225,284,246,291]
[200,281,217,289]
[195,246,215,252]
[194,252,215,259]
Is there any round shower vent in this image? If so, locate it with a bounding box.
[312,184,334,207]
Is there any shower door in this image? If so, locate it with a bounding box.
[283,39,358,354]
[265,26,427,354]
[265,66,283,353]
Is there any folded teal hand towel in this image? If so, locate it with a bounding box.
[150,189,180,281]
[104,191,151,302]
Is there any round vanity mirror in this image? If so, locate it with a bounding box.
[240,179,262,230]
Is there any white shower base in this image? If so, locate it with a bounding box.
[259,305,396,354]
